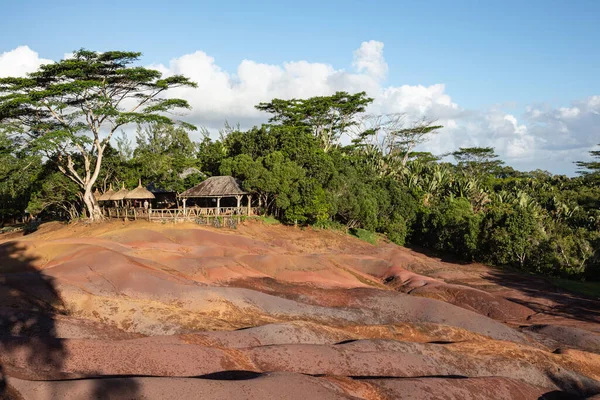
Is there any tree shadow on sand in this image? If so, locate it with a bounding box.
[0,240,139,399]
[484,268,600,325]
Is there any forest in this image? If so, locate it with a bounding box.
[0,50,599,282]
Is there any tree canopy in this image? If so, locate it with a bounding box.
[0,49,196,220]
[576,145,600,177]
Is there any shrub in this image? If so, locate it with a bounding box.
[350,228,377,245]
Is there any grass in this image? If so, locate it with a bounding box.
[550,277,600,298]
[350,228,378,245]
[257,215,280,225]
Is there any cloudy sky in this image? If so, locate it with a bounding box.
[1,0,599,174]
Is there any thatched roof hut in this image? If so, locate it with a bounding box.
[179,176,247,198]
[125,180,155,200]
[110,183,129,201]
[98,184,116,202]
[93,188,102,201]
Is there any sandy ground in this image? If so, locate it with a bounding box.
[0,220,598,399]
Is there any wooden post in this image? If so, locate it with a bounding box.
[247,194,252,216]
[183,198,187,220]
[216,197,221,215]
[235,195,243,216]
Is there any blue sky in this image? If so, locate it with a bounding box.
[1,0,599,173]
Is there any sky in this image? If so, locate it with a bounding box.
[0,0,599,174]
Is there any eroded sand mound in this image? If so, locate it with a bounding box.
[0,220,599,399]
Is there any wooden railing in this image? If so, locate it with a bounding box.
[105,207,150,220]
[104,207,261,222]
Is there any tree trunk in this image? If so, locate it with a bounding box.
[80,142,106,222]
[83,187,103,221]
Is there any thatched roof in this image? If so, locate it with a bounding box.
[110,183,129,201]
[93,188,102,201]
[125,180,155,200]
[179,176,247,198]
[98,185,116,201]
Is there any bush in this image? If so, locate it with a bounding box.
[415,197,480,260]
[478,204,540,269]
[350,228,377,245]
[383,215,407,245]
[23,220,41,235]
[259,215,280,225]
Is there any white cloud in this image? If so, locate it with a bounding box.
[352,40,388,80]
[0,42,597,175]
[155,41,453,132]
[525,96,600,153]
[0,46,51,78]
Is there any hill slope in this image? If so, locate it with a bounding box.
[0,221,599,399]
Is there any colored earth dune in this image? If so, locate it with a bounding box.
[0,221,598,399]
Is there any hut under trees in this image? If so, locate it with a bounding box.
[179,176,252,215]
[96,176,256,221]
[125,180,155,206]
[110,183,129,207]
[98,184,115,202]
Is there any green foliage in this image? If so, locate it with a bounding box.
[382,215,407,246]
[258,215,281,225]
[417,197,481,259]
[198,94,599,281]
[452,146,504,178]
[350,228,378,245]
[478,203,541,268]
[575,145,600,176]
[0,130,41,222]
[550,278,600,297]
[0,49,196,220]
[256,92,372,152]
[23,220,41,235]
[27,170,81,219]
[131,123,201,192]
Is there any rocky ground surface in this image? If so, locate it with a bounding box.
[0,220,598,399]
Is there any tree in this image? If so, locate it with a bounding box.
[575,145,600,176]
[0,49,196,220]
[0,128,40,224]
[256,91,373,152]
[133,123,201,192]
[452,147,504,177]
[478,203,541,268]
[390,120,443,168]
[27,170,82,221]
[220,152,307,221]
[353,114,443,174]
[416,197,481,259]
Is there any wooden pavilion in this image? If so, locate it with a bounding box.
[178,176,252,215]
[97,176,257,222]
[145,176,257,222]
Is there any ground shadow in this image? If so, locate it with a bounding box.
[404,244,600,324]
[485,268,600,324]
[403,243,474,265]
[0,239,140,399]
